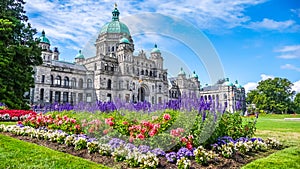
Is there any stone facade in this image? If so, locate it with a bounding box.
[30,4,245,113]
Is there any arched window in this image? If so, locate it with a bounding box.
[78,78,83,89]
[107,79,112,89]
[132,82,136,90]
[150,71,153,77]
[71,78,76,88]
[55,76,61,86]
[87,79,93,88]
[145,70,148,76]
[63,77,69,87]
[141,69,144,75]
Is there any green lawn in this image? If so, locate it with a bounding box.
[242,114,300,169]
[0,134,110,169]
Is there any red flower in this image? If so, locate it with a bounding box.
[163,113,171,120]
[186,142,193,150]
[123,121,129,125]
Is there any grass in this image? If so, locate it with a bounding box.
[0,121,17,125]
[242,114,300,169]
[0,134,110,169]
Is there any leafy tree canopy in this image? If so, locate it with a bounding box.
[0,0,42,109]
[246,77,295,114]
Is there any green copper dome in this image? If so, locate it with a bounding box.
[151,44,161,53]
[119,37,130,44]
[100,4,130,36]
[39,30,50,44]
[235,80,243,88]
[224,78,234,86]
[192,71,198,78]
[75,50,85,59]
[178,67,186,75]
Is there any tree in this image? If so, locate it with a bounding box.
[0,0,42,109]
[246,77,295,114]
[294,93,300,114]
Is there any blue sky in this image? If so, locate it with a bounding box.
[24,0,300,93]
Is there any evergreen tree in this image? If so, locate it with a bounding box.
[0,0,42,109]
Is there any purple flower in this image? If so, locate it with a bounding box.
[166,152,177,163]
[177,147,193,159]
[151,148,166,156]
[138,145,150,153]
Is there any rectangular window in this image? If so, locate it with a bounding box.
[54,91,61,103]
[78,93,83,102]
[41,75,45,83]
[86,93,92,102]
[63,92,68,103]
[49,91,53,103]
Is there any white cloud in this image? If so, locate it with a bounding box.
[281,64,300,72]
[244,74,300,94]
[24,0,268,58]
[291,8,300,18]
[244,74,273,93]
[246,18,295,31]
[292,80,300,93]
[275,45,300,59]
[260,74,274,81]
[244,82,258,93]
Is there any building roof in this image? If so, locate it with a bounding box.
[178,67,186,75]
[51,60,87,71]
[119,37,130,44]
[75,50,85,59]
[100,4,130,36]
[39,30,50,44]
[151,44,161,53]
[192,71,198,78]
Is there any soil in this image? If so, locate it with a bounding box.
[1,132,278,169]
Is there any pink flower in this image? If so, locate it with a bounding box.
[141,127,147,134]
[123,121,128,125]
[153,124,160,130]
[103,129,109,135]
[180,137,188,143]
[107,121,114,126]
[149,129,157,137]
[163,114,171,120]
[137,133,145,140]
[70,119,76,124]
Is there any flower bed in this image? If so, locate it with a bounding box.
[0,110,36,121]
[0,124,283,169]
[22,113,81,134]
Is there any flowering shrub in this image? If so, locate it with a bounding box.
[98,143,112,156]
[176,157,191,169]
[177,147,193,159]
[74,136,88,150]
[87,141,99,153]
[265,138,283,149]
[194,146,217,165]
[235,140,253,154]
[0,110,36,121]
[22,113,81,134]
[105,110,178,142]
[166,152,177,163]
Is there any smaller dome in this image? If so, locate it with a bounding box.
[151,44,161,53]
[235,80,243,88]
[192,71,198,78]
[224,78,234,86]
[39,30,50,44]
[119,37,130,44]
[75,50,85,59]
[178,67,186,75]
